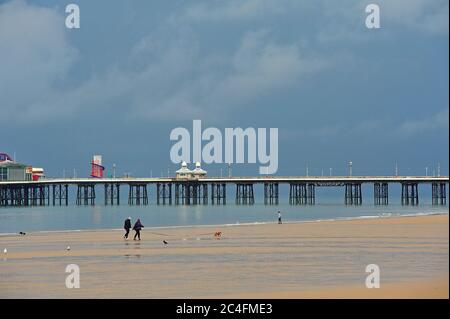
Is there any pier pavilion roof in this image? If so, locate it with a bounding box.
[176,161,192,174]
[192,162,207,175]
[0,161,28,168]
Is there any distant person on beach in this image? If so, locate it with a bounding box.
[278,211,282,224]
[123,217,132,239]
[133,218,144,241]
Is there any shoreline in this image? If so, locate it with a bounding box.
[0,210,447,237]
[1,214,448,298]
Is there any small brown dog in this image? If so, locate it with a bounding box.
[214,231,222,239]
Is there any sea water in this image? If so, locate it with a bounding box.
[0,192,448,234]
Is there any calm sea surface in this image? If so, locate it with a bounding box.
[0,189,448,233]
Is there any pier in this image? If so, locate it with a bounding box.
[0,176,448,207]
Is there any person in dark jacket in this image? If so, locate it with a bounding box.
[133,218,144,241]
[123,217,132,239]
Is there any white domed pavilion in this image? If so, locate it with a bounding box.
[175,161,207,179]
[192,162,207,178]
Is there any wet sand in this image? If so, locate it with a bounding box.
[0,214,448,298]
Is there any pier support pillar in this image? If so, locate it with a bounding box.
[0,186,4,206]
[157,183,172,205]
[374,183,388,205]
[175,183,181,205]
[105,183,120,205]
[76,184,95,205]
[211,183,226,205]
[23,186,29,206]
[41,185,50,206]
[289,183,315,205]
[432,183,446,205]
[264,183,279,205]
[11,186,22,206]
[30,186,37,206]
[235,183,254,205]
[345,183,362,205]
[9,185,27,206]
[0,184,51,207]
[187,183,205,205]
[307,183,316,205]
[202,184,208,205]
[128,184,148,205]
[53,184,69,206]
[174,182,206,205]
[401,183,418,205]
[26,185,48,206]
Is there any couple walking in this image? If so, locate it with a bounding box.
[123,217,144,240]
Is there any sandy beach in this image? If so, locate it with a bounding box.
[0,214,448,298]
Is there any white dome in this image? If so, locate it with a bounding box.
[181,161,187,167]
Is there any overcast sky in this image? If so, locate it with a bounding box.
[0,0,448,177]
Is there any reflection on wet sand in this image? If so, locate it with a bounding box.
[0,215,448,298]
